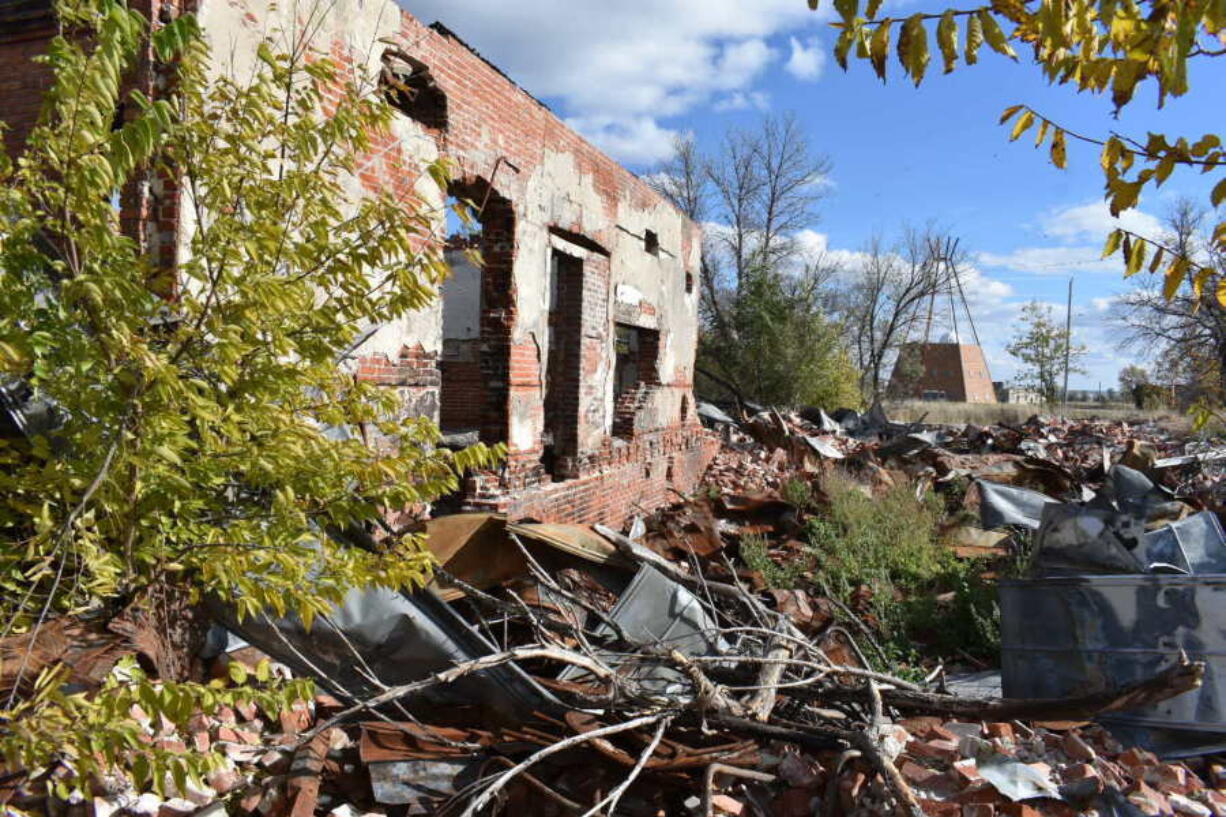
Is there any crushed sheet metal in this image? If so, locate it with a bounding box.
[1033,503,1146,575]
[359,722,498,762]
[209,586,560,718]
[425,513,521,599]
[975,480,1061,530]
[558,565,725,694]
[697,401,737,427]
[1107,465,1179,521]
[1154,448,1226,469]
[368,758,479,807]
[507,522,627,566]
[801,435,844,459]
[976,753,1062,801]
[1143,511,1226,574]
[1000,574,1226,757]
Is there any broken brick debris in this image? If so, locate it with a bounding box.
[6,405,1226,817]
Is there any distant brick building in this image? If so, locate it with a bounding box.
[888,343,998,403]
[0,0,718,527]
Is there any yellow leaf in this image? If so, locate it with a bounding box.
[835,0,858,23]
[871,20,893,79]
[1212,177,1226,208]
[1034,118,1049,148]
[1192,267,1209,300]
[979,10,1016,58]
[1050,128,1067,168]
[937,10,959,74]
[1101,228,1124,258]
[1164,257,1190,300]
[1099,137,1122,172]
[1009,109,1035,141]
[966,13,983,65]
[1154,154,1176,187]
[835,24,857,69]
[998,104,1024,124]
[1125,237,1146,277]
[1148,246,1164,275]
[1217,277,1226,309]
[898,14,930,85]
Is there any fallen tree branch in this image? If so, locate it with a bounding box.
[744,627,791,721]
[809,657,1205,722]
[295,645,622,747]
[458,712,672,817]
[702,714,844,753]
[578,715,672,817]
[596,524,809,642]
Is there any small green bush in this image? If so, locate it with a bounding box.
[740,532,811,590]
[781,477,816,510]
[802,473,1000,667]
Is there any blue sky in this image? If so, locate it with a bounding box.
[404,0,1224,390]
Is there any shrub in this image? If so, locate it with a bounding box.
[802,473,1000,667]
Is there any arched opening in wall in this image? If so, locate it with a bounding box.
[438,181,514,446]
[379,48,448,132]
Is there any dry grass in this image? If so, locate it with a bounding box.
[884,400,1190,430]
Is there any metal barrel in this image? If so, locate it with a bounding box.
[999,574,1226,757]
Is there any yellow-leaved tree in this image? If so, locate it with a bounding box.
[807,0,1224,301]
[0,0,499,797]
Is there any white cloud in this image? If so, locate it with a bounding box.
[793,229,874,270]
[564,115,680,165]
[712,91,771,112]
[1037,200,1163,244]
[976,245,1125,276]
[784,36,825,81]
[958,263,1014,304]
[401,0,824,162]
[977,200,1166,277]
[715,38,776,87]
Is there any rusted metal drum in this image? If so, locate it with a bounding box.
[1000,574,1226,757]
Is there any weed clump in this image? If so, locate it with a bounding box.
[774,472,1000,670]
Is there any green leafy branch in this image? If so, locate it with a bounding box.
[1,658,312,799]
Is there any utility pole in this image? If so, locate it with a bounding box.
[1062,276,1073,407]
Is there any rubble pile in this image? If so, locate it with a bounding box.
[861,718,1226,817]
[5,401,1226,817]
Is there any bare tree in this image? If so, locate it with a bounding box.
[652,134,708,224]
[839,230,956,400]
[649,115,841,406]
[1113,199,1226,403]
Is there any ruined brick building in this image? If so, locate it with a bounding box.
[0,0,718,526]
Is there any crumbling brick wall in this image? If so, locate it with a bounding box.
[0,21,54,157]
[0,0,717,526]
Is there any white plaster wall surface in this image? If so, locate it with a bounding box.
[188,0,702,447]
[190,0,446,364]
